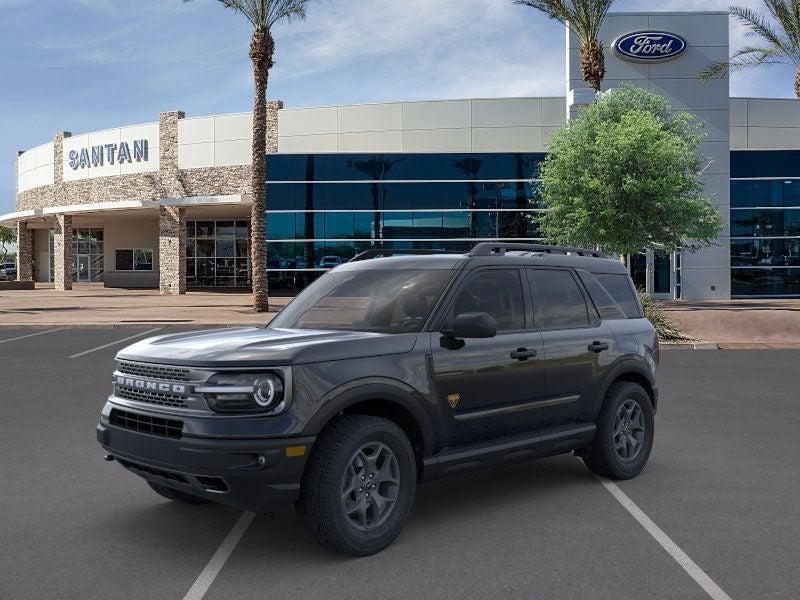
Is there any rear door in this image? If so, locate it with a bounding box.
[431,267,545,447]
[526,268,618,427]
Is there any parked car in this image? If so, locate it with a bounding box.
[97,243,658,556]
[319,255,343,268]
[1,262,15,280]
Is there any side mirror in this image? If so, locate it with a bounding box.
[442,312,497,339]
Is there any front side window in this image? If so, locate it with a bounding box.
[269,269,454,333]
[529,269,590,329]
[447,269,525,332]
[115,249,153,272]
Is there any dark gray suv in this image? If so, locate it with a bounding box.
[97,243,658,556]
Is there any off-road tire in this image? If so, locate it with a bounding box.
[296,414,417,556]
[582,381,654,480]
[148,482,212,505]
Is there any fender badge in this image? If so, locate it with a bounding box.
[447,393,460,408]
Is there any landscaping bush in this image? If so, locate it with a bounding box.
[638,292,691,341]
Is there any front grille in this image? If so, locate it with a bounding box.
[109,408,183,439]
[118,361,191,382]
[116,458,188,484]
[115,386,187,408]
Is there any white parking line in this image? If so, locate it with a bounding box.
[68,328,162,359]
[0,328,63,345]
[596,476,734,600]
[182,511,255,600]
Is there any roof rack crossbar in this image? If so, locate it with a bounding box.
[468,242,606,259]
[348,248,461,262]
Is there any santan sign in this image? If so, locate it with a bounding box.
[613,31,687,62]
[68,139,149,170]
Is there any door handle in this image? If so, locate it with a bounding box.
[588,341,609,353]
[511,347,538,361]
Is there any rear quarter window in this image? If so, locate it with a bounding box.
[592,272,642,319]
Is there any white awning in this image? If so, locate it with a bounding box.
[0,194,245,226]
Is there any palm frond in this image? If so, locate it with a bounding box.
[764,0,800,46]
[699,46,789,79]
[515,0,615,43]
[730,5,800,64]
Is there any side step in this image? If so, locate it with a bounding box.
[422,423,596,480]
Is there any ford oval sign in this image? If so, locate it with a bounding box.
[613,31,687,62]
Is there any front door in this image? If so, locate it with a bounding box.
[77,255,90,282]
[526,268,619,428]
[431,267,546,447]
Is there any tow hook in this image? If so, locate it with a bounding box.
[103,454,116,462]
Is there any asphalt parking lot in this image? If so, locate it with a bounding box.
[1,327,799,600]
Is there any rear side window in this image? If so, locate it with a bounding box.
[577,270,627,320]
[528,269,589,329]
[593,273,642,319]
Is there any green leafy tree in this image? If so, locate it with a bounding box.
[699,2,800,100]
[537,84,722,259]
[184,0,315,311]
[515,0,615,91]
[0,226,15,263]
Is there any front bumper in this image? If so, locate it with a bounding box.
[97,413,315,513]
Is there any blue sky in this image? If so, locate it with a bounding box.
[1,0,797,215]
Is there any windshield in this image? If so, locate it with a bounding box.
[269,269,455,333]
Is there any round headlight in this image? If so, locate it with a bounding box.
[254,378,277,407]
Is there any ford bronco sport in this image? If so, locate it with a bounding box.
[97,243,658,556]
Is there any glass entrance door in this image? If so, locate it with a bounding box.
[653,249,671,297]
[77,256,90,282]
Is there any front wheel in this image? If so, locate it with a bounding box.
[296,415,417,556]
[582,381,654,480]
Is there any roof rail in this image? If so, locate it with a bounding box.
[468,242,606,258]
[348,248,461,262]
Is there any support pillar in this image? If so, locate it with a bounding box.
[16,221,33,282]
[159,205,185,295]
[53,214,73,291]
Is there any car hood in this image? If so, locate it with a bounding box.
[116,327,418,367]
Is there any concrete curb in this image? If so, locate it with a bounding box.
[661,341,719,350]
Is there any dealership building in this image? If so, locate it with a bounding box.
[4,10,800,300]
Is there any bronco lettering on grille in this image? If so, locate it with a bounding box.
[115,376,187,395]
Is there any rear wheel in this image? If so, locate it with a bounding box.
[296,414,417,556]
[148,482,212,505]
[582,381,654,480]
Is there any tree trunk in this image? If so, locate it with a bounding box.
[250,29,274,312]
[796,67,800,102]
[580,40,605,92]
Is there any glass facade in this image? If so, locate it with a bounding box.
[264,153,545,292]
[731,151,800,296]
[186,220,251,288]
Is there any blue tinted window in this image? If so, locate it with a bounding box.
[441,183,470,209]
[443,212,472,237]
[382,183,413,210]
[266,155,296,181]
[325,213,355,239]
[783,180,800,207]
[412,155,442,180]
[411,182,442,209]
[754,180,783,207]
[413,212,443,237]
[355,213,377,239]
[754,151,783,177]
[295,212,323,239]
[266,213,295,240]
[732,268,800,296]
[382,212,413,237]
[730,210,753,237]
[730,181,753,208]
[267,184,298,210]
[353,183,379,210]
[730,151,754,178]
[324,183,354,210]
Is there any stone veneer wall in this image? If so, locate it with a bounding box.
[15,221,33,281]
[158,206,186,295]
[53,214,73,291]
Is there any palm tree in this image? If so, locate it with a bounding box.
[185,0,313,312]
[515,0,615,92]
[699,2,800,101]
